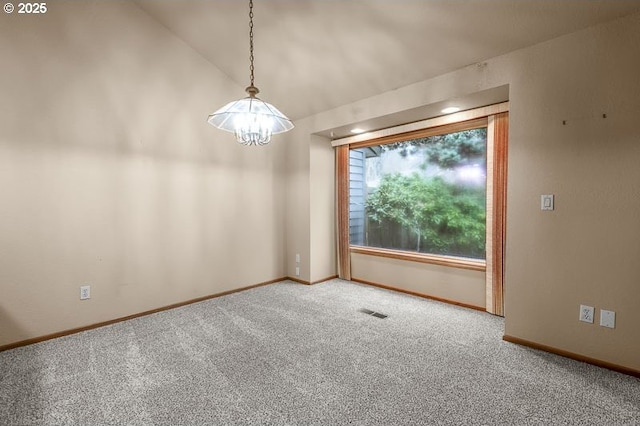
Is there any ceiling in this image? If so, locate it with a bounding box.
[134,0,640,124]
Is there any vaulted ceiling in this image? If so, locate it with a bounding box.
[134,0,640,121]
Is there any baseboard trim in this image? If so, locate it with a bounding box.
[503,335,640,379]
[0,277,287,352]
[351,278,485,312]
[312,275,338,284]
[286,275,338,285]
[287,276,311,285]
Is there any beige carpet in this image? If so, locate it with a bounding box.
[1,279,639,425]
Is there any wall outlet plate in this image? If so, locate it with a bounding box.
[600,309,615,328]
[80,285,91,300]
[579,305,594,323]
[541,194,554,211]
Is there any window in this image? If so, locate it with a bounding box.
[349,126,487,260]
[335,104,508,315]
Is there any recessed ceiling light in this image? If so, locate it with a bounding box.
[441,107,461,114]
[351,128,365,134]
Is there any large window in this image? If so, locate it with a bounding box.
[349,127,487,259]
[332,107,509,315]
[335,106,508,315]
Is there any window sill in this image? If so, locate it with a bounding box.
[350,246,486,272]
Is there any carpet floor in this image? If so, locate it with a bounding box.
[1,279,639,425]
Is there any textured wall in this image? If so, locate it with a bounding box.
[283,122,311,282]
[501,13,640,371]
[309,134,336,283]
[351,254,486,308]
[0,1,287,346]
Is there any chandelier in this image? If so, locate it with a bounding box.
[207,0,294,146]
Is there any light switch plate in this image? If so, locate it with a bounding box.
[541,194,554,211]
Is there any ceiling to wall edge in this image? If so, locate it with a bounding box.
[315,85,510,141]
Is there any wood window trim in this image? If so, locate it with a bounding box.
[336,145,351,280]
[351,246,486,272]
[348,117,488,150]
[487,111,508,315]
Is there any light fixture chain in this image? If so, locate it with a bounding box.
[249,0,255,87]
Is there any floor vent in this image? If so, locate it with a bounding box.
[359,308,388,319]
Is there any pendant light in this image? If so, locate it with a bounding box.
[207,0,294,146]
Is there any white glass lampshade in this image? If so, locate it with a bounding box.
[208,94,294,146]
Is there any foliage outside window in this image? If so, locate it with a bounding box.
[349,128,487,260]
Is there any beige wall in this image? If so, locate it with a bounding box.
[293,13,640,371]
[283,123,311,282]
[502,14,640,371]
[351,254,485,308]
[283,125,335,284]
[0,1,287,346]
[309,134,336,283]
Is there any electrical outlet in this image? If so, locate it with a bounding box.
[295,253,300,264]
[295,266,300,277]
[599,309,615,329]
[579,305,594,323]
[541,194,554,211]
[80,285,91,300]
